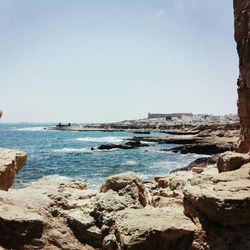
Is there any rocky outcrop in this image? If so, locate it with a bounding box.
[0,148,27,190]
[0,203,43,249]
[0,173,198,249]
[234,0,250,152]
[114,206,196,250]
[171,156,218,173]
[97,140,149,150]
[165,143,233,155]
[0,177,95,249]
[183,163,250,249]
[217,151,250,172]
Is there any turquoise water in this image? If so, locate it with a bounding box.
[0,123,201,188]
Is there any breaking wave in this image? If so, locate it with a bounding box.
[76,136,127,143]
[52,147,93,154]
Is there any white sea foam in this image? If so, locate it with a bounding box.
[16,127,46,131]
[76,136,127,144]
[122,160,138,166]
[53,147,93,154]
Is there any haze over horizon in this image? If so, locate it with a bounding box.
[1,0,238,123]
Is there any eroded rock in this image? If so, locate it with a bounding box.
[115,206,196,250]
[0,203,43,249]
[0,148,27,190]
[99,172,151,207]
[184,163,250,225]
[234,0,250,153]
[217,151,250,172]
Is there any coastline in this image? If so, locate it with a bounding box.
[1,121,249,249]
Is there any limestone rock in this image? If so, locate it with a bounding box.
[183,163,250,225]
[115,206,196,250]
[95,189,142,213]
[217,151,250,172]
[155,171,195,190]
[0,203,43,249]
[234,0,250,152]
[0,177,94,249]
[93,173,150,233]
[99,172,151,206]
[0,148,27,190]
[67,211,102,248]
[102,234,118,250]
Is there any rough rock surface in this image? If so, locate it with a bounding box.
[234,0,250,152]
[115,206,196,250]
[217,151,250,172]
[183,163,250,249]
[0,172,197,249]
[184,163,250,225]
[171,156,218,173]
[0,148,27,190]
[166,143,233,155]
[0,203,43,249]
[97,140,149,150]
[0,177,95,249]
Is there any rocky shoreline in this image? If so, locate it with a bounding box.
[0,120,244,249]
[2,0,250,248]
[1,147,250,249]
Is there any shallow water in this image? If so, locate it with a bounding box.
[0,123,203,188]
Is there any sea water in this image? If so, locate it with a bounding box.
[0,123,203,188]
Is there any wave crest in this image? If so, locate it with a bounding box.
[76,136,127,143]
[53,147,93,154]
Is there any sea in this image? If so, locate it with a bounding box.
[0,123,203,188]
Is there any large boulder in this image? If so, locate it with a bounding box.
[0,177,94,250]
[183,162,250,225]
[0,148,27,190]
[99,172,151,206]
[0,203,43,249]
[217,151,250,172]
[114,206,196,250]
[67,211,102,248]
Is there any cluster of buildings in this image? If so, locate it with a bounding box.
[147,113,239,125]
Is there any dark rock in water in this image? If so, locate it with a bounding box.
[165,143,233,155]
[165,130,200,135]
[98,140,149,150]
[171,156,218,173]
[133,131,151,134]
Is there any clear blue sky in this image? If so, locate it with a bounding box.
[0,0,238,123]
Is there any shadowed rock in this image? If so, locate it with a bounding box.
[0,203,43,249]
[165,143,233,155]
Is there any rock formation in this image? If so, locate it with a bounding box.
[0,173,197,249]
[0,148,27,190]
[234,0,250,152]
[183,163,250,249]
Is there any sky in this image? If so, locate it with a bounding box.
[0,0,238,123]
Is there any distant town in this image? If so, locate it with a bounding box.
[146,112,239,124]
[116,113,239,127]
